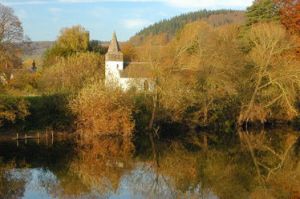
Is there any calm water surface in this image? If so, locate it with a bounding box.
[0,129,299,199]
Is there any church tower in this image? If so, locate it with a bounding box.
[105,32,123,85]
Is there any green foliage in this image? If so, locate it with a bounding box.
[246,0,280,27]
[0,94,73,130]
[24,94,73,130]
[0,95,29,127]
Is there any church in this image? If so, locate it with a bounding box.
[105,32,153,91]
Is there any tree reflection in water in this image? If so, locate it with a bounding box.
[0,129,299,198]
[0,162,28,199]
[70,135,135,198]
[239,130,300,198]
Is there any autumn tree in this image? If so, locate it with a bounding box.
[167,22,242,125]
[275,0,300,34]
[44,25,90,66]
[56,25,89,52]
[0,4,23,43]
[70,80,134,137]
[0,3,23,72]
[238,23,300,125]
[121,42,137,62]
[40,52,103,93]
[275,0,300,57]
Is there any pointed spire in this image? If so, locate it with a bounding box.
[105,32,123,61]
[108,31,121,53]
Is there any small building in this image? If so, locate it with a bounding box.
[105,32,153,91]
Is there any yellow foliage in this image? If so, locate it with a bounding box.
[239,23,300,124]
[57,25,89,52]
[40,52,103,93]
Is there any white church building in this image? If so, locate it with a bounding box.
[105,32,153,91]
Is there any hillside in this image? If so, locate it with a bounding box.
[130,10,245,45]
[20,10,245,58]
[21,41,54,59]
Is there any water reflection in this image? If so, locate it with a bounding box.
[70,135,135,198]
[0,128,299,199]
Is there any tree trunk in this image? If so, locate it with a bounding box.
[239,70,264,126]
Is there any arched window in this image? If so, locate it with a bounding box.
[144,80,149,91]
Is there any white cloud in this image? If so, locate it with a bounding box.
[123,18,152,29]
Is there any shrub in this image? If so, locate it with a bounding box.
[24,94,73,130]
[0,96,29,127]
[70,81,134,137]
[39,52,104,93]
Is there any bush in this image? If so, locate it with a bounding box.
[25,94,73,130]
[0,96,29,127]
[8,71,40,95]
[39,52,104,93]
[70,81,134,137]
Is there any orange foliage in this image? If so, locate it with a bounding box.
[71,136,134,195]
[70,81,134,137]
[121,42,137,62]
[275,0,300,35]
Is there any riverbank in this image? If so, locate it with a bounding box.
[0,94,74,131]
[0,129,73,142]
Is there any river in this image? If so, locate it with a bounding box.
[0,128,299,199]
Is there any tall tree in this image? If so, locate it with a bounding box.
[56,25,89,53]
[44,25,90,66]
[275,0,300,34]
[168,22,242,125]
[239,23,300,125]
[0,3,23,43]
[0,3,23,71]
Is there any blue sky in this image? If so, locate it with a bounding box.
[0,0,254,41]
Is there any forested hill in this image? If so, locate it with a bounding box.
[130,10,245,44]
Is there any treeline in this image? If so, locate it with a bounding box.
[131,10,245,45]
[1,0,300,135]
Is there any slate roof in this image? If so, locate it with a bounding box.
[108,32,121,53]
[105,32,123,61]
[120,62,153,78]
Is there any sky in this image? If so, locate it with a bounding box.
[0,0,254,41]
